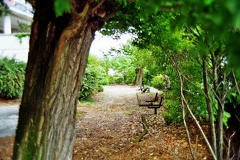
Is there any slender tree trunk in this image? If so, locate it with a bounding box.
[179,73,196,160]
[217,102,224,160]
[211,49,224,160]
[13,1,113,159]
[202,56,217,154]
[135,66,143,86]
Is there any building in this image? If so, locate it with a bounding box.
[0,0,33,62]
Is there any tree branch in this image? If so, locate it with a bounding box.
[227,132,236,159]
[180,73,196,160]
[232,72,240,95]
[92,0,105,17]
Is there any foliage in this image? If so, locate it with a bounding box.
[0,0,9,16]
[112,75,124,84]
[0,57,26,99]
[52,0,240,75]
[54,0,71,17]
[110,54,133,83]
[223,112,231,129]
[79,55,105,100]
[107,43,159,85]
[151,74,164,89]
[162,77,182,125]
[79,68,100,100]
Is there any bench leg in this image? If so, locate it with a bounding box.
[154,108,157,114]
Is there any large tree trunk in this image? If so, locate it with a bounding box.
[13,1,113,159]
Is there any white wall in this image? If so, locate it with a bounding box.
[0,34,29,62]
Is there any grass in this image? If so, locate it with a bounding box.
[77,99,95,107]
[124,109,137,115]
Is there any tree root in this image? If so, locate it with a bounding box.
[134,115,148,142]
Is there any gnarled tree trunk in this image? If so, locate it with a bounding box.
[13,0,114,159]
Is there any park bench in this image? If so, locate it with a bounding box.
[147,96,164,114]
[136,92,157,105]
[136,92,163,114]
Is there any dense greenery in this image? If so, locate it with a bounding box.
[79,55,105,100]
[0,57,26,99]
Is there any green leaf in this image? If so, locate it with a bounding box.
[54,0,71,17]
[204,0,213,5]
[234,12,240,27]
[223,111,231,129]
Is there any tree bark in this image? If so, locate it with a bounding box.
[13,1,113,159]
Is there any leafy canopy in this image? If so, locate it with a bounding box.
[51,0,240,77]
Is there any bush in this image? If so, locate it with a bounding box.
[113,76,124,84]
[0,57,26,99]
[79,68,100,100]
[151,74,164,89]
[99,75,110,85]
[78,55,107,100]
[162,96,183,125]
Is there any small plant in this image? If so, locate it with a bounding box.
[0,57,26,99]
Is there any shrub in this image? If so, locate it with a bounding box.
[79,68,99,100]
[78,55,107,100]
[113,76,124,84]
[99,75,110,85]
[162,96,183,125]
[151,74,164,89]
[0,57,26,99]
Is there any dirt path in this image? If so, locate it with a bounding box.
[73,85,211,160]
[73,85,163,159]
[0,85,211,160]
